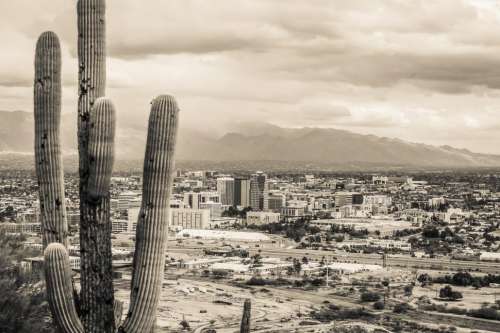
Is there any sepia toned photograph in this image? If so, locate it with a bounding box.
[2,1,500,332]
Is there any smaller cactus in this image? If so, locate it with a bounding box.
[240,299,251,333]
[44,243,84,333]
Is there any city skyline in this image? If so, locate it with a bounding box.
[3,1,500,154]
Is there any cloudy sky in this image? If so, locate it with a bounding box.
[2,0,500,153]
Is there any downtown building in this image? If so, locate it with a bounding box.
[183,191,220,209]
[169,208,211,230]
[334,192,364,208]
[234,178,251,208]
[264,190,286,212]
[217,177,235,206]
[250,172,268,211]
[113,206,211,233]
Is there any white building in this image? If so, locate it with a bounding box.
[183,191,220,209]
[480,252,500,262]
[246,211,280,225]
[364,195,392,207]
[338,239,411,251]
[176,229,270,242]
[0,223,41,234]
[112,219,130,233]
[199,201,223,219]
[170,208,211,230]
[326,262,383,275]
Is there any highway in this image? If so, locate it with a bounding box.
[167,244,500,274]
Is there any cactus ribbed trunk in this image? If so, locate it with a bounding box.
[34,31,68,249]
[119,96,179,333]
[45,244,84,333]
[240,299,251,333]
[77,1,113,331]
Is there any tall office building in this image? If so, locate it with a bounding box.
[234,178,251,207]
[250,171,268,211]
[217,177,235,206]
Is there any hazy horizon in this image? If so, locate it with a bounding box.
[2,0,500,153]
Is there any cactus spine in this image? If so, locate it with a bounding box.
[119,96,179,333]
[35,1,181,332]
[34,31,68,249]
[240,299,251,333]
[77,1,115,331]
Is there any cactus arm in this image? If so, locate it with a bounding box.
[88,97,116,201]
[34,31,68,249]
[118,95,179,333]
[44,243,84,333]
[77,1,116,331]
[240,299,251,333]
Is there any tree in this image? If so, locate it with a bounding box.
[404,285,414,297]
[418,273,432,286]
[423,226,440,238]
[180,319,190,330]
[293,259,302,274]
[439,285,463,301]
[251,254,263,268]
[0,233,55,333]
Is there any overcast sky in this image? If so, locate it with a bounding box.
[2,0,500,153]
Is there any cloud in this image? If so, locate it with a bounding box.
[3,0,500,154]
[300,103,351,122]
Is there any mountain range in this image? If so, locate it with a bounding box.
[1,110,500,168]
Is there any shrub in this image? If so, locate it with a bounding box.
[373,301,385,310]
[393,303,410,313]
[361,292,381,302]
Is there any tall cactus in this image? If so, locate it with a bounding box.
[76,0,114,331]
[34,31,68,249]
[119,95,179,333]
[35,1,181,332]
[240,299,251,333]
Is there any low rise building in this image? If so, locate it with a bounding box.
[246,211,280,225]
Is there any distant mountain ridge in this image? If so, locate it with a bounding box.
[1,110,500,168]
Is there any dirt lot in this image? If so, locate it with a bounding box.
[413,283,500,310]
[114,273,317,332]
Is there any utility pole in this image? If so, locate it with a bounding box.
[326,259,329,288]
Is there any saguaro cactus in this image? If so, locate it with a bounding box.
[34,31,68,249]
[240,299,252,333]
[76,0,114,331]
[119,95,179,333]
[35,1,181,332]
